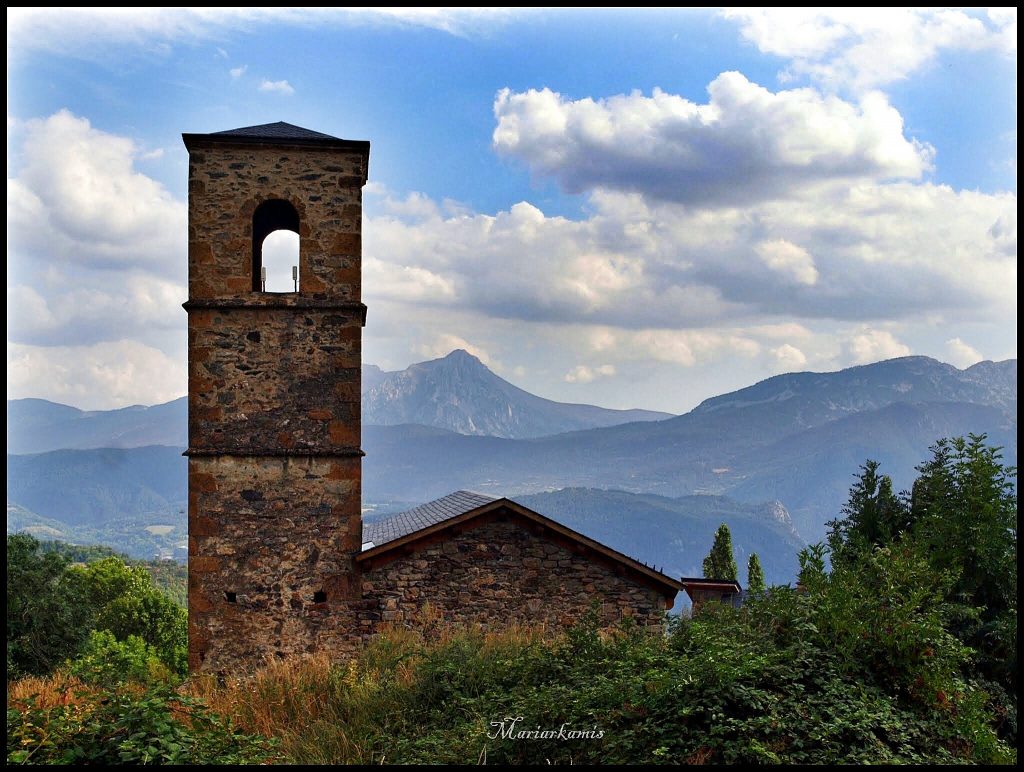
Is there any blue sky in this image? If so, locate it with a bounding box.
[6,9,1017,412]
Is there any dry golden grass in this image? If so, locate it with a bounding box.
[7,673,97,710]
[8,674,78,709]
[179,618,559,764]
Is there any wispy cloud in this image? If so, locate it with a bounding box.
[564,364,615,383]
[8,8,517,56]
[229,64,247,79]
[722,8,1016,91]
[258,78,294,95]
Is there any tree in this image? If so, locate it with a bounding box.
[6,534,91,676]
[6,538,188,678]
[66,557,187,675]
[826,434,1018,716]
[826,459,909,566]
[702,523,737,581]
[909,435,1017,694]
[747,553,765,594]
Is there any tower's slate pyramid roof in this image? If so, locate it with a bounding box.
[363,491,497,548]
[182,122,369,153]
[211,122,341,141]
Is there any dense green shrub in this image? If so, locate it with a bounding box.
[66,631,174,687]
[6,687,277,765]
[827,434,1017,743]
[357,597,1012,765]
[187,604,1013,765]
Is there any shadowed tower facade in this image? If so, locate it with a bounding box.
[182,123,370,672]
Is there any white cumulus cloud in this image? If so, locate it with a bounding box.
[7,110,185,274]
[365,178,1016,331]
[259,79,294,95]
[770,343,809,372]
[493,73,932,205]
[755,239,819,286]
[945,337,984,368]
[843,328,912,365]
[7,340,186,410]
[6,112,190,407]
[417,334,492,365]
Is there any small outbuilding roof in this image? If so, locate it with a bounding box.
[678,576,743,605]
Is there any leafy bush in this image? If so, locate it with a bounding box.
[67,557,188,676]
[66,631,174,687]
[827,434,1017,743]
[6,686,277,765]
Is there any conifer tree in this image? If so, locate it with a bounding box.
[826,459,908,567]
[702,523,738,581]
[747,553,765,594]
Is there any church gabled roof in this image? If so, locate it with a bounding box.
[363,490,496,548]
[182,122,370,153]
[359,492,684,599]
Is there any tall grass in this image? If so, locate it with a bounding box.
[7,673,94,710]
[184,621,553,764]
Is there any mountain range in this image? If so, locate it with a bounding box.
[363,349,671,438]
[6,353,1016,574]
[6,351,670,454]
[7,398,188,455]
[360,356,1016,540]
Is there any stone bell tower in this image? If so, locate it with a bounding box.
[182,122,369,672]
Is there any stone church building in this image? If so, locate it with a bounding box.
[182,123,686,673]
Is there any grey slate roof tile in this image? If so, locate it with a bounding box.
[211,122,341,141]
[363,490,496,548]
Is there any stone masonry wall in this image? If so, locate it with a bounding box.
[187,455,364,670]
[359,518,671,635]
[186,144,365,303]
[186,137,366,673]
[188,306,361,453]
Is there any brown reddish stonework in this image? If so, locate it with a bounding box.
[187,307,361,452]
[183,124,369,673]
[186,455,365,668]
[359,519,671,632]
